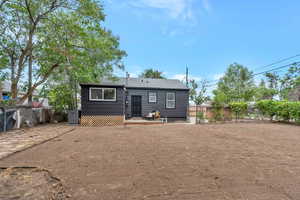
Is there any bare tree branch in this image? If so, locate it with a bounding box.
[24,0,34,23]
[18,63,60,103]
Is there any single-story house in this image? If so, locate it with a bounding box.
[80,77,189,126]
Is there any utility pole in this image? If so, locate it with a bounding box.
[186,66,190,123]
[28,54,33,106]
[186,66,189,87]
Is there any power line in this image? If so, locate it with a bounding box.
[253,61,300,76]
[204,54,300,84]
[206,61,300,88]
[253,54,300,71]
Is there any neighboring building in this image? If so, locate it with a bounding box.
[288,85,300,101]
[1,81,43,105]
[1,81,11,100]
[80,77,189,126]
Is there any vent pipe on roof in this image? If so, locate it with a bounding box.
[126,72,129,86]
[186,66,189,87]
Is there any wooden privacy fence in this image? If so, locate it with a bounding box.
[189,106,208,117]
[189,105,232,121]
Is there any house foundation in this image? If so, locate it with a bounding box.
[80,115,124,127]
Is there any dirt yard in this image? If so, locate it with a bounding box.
[1,123,300,200]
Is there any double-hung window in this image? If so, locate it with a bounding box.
[89,88,116,101]
[148,92,157,103]
[166,92,175,108]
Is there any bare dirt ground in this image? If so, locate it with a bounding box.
[0,167,67,200]
[1,123,300,200]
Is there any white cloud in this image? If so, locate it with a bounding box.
[114,65,143,78]
[254,76,262,86]
[109,0,212,22]
[107,0,214,37]
[172,73,201,81]
[128,0,196,24]
[129,72,139,78]
[213,73,224,80]
[129,0,194,20]
[202,0,212,12]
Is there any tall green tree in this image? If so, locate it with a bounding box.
[0,0,126,104]
[255,79,277,100]
[265,72,280,91]
[280,64,300,99]
[139,69,165,79]
[261,72,280,99]
[0,49,8,100]
[213,63,255,103]
[254,64,300,101]
[189,79,209,105]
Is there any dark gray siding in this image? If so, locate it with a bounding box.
[125,88,188,118]
[81,85,124,116]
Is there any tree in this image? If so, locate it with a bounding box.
[255,79,277,100]
[0,51,8,101]
[213,63,255,103]
[265,72,280,91]
[189,79,210,123]
[262,72,280,99]
[279,64,300,99]
[189,79,209,105]
[229,102,248,120]
[211,91,227,121]
[0,0,126,104]
[139,69,165,79]
[48,84,74,112]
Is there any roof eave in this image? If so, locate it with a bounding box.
[80,83,125,87]
[125,86,189,91]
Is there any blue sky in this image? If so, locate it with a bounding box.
[103,0,300,83]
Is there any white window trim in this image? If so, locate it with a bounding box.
[89,87,116,101]
[148,92,157,103]
[166,92,176,109]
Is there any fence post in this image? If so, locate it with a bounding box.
[196,105,198,124]
[0,107,6,132]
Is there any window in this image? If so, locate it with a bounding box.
[90,88,102,100]
[166,92,175,108]
[89,88,116,101]
[104,88,115,100]
[148,92,157,103]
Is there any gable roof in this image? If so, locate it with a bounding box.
[81,77,189,90]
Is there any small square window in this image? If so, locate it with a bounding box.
[90,88,102,100]
[104,88,116,100]
[149,92,157,103]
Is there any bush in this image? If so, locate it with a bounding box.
[211,104,224,122]
[255,100,277,120]
[289,102,300,124]
[195,111,205,124]
[196,111,204,120]
[48,84,75,112]
[229,102,248,120]
[255,100,300,123]
[275,101,291,121]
